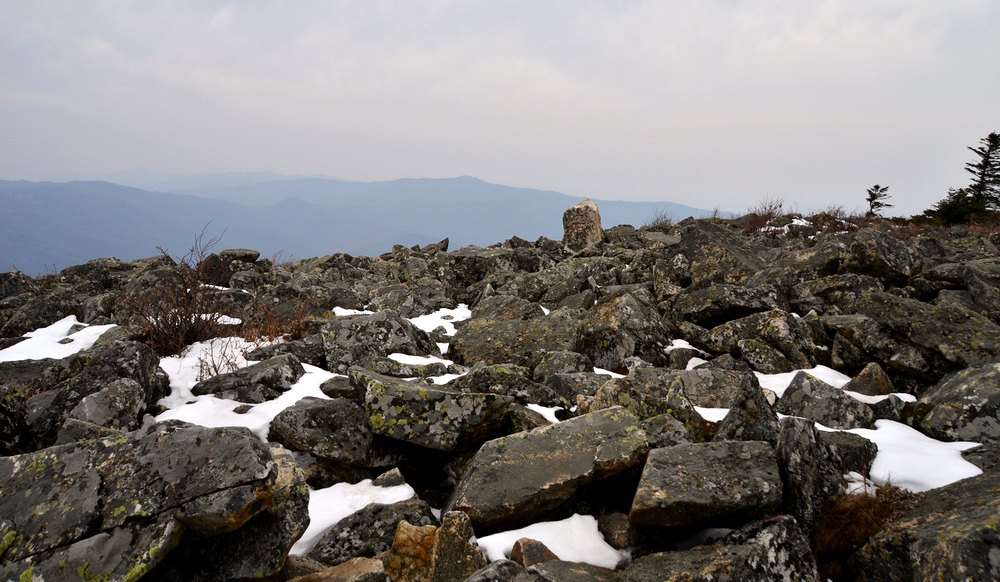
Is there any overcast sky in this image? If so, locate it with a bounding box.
[2,1,998,216]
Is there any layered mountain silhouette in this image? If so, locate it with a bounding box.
[1,175,717,274]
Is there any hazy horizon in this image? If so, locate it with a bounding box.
[2,2,999,217]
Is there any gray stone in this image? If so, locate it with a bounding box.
[191,353,305,402]
[775,417,845,534]
[445,407,648,531]
[629,441,782,529]
[563,199,604,251]
[842,362,895,396]
[918,362,1000,443]
[775,371,875,430]
[713,380,781,444]
[269,397,399,467]
[321,310,438,374]
[307,499,438,567]
[579,292,674,371]
[671,283,788,329]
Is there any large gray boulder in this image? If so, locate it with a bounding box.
[445,407,648,531]
[579,292,675,370]
[0,421,286,581]
[450,311,585,370]
[628,441,782,529]
[671,283,787,329]
[917,362,1000,443]
[191,353,305,403]
[843,228,923,287]
[320,310,439,374]
[774,371,875,430]
[775,417,845,535]
[353,368,513,452]
[307,499,438,567]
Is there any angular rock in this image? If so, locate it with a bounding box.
[641,412,700,448]
[450,312,584,370]
[532,350,594,381]
[464,560,524,582]
[660,219,766,288]
[671,283,787,328]
[774,371,875,430]
[563,199,604,251]
[445,407,648,531]
[591,371,711,440]
[579,292,674,371]
[269,397,399,467]
[290,557,386,582]
[918,362,1000,443]
[0,385,32,456]
[543,372,608,401]
[516,561,617,582]
[510,538,560,567]
[629,441,782,529]
[844,228,923,287]
[383,512,487,582]
[851,463,1000,581]
[775,417,845,534]
[307,499,437,567]
[447,362,567,407]
[320,311,438,374]
[819,431,878,477]
[620,516,818,582]
[842,361,895,396]
[713,380,781,444]
[788,273,883,315]
[353,368,513,451]
[191,353,305,403]
[65,377,146,432]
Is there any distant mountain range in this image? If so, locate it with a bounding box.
[1,174,720,274]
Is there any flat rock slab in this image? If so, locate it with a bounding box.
[353,368,513,452]
[629,441,782,529]
[445,407,648,531]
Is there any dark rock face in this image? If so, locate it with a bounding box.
[713,380,781,444]
[307,499,438,567]
[269,397,399,467]
[918,362,1000,443]
[353,368,513,452]
[621,516,818,582]
[383,512,488,582]
[0,422,281,581]
[629,441,782,529]
[320,310,438,373]
[851,463,1000,581]
[445,407,648,531]
[775,417,845,535]
[775,371,876,429]
[450,313,585,370]
[191,353,305,403]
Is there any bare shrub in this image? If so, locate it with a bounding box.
[742,195,784,233]
[644,206,675,232]
[814,483,921,581]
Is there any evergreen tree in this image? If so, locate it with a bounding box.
[965,131,1000,208]
[865,184,892,217]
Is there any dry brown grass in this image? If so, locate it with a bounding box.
[741,195,785,233]
[814,483,921,581]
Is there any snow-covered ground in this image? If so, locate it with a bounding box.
[0,310,985,568]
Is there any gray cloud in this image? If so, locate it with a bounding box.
[1,1,998,216]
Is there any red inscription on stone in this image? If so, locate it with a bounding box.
[571,221,590,233]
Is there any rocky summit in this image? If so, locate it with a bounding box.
[3,204,1000,582]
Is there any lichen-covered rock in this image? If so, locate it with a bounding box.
[532,350,594,381]
[445,407,648,531]
[591,371,711,440]
[671,283,788,329]
[661,219,766,288]
[713,380,781,444]
[788,273,883,315]
[65,377,146,432]
[516,560,617,581]
[629,441,782,529]
[842,361,895,396]
[775,417,845,535]
[620,516,818,582]
[320,310,438,374]
[706,309,822,372]
[450,312,585,370]
[579,292,674,371]
[26,339,168,447]
[353,368,513,452]
[851,461,1000,581]
[917,362,1000,443]
[269,397,400,467]
[775,371,875,430]
[307,499,437,567]
[819,431,878,477]
[464,559,524,582]
[384,512,487,582]
[191,352,306,403]
[0,385,32,455]
[447,362,567,407]
[844,228,923,287]
[0,421,277,581]
[563,199,604,251]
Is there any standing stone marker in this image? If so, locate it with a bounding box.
[563,199,604,250]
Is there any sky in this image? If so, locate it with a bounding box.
[2,1,999,216]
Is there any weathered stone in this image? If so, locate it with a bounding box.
[532,351,594,381]
[288,557,386,582]
[660,219,766,288]
[844,228,923,287]
[320,311,438,374]
[671,283,787,328]
[308,499,437,567]
[629,441,782,529]
[65,377,146,432]
[819,430,878,477]
[445,407,648,531]
[775,417,845,535]
[591,371,711,440]
[354,368,513,451]
[384,512,487,582]
[918,362,1000,443]
[471,294,546,322]
[250,333,328,369]
[775,371,875,430]
[0,422,276,578]
[543,373,608,401]
[464,560,524,582]
[620,516,818,582]
[450,312,585,370]
[0,385,32,455]
[516,561,617,582]
[269,397,400,467]
[641,412,700,448]
[713,380,781,444]
[851,462,1000,581]
[563,199,604,251]
[579,292,674,371]
[788,273,883,315]
[447,362,567,407]
[191,352,305,403]
[510,538,560,567]
[842,362,895,396]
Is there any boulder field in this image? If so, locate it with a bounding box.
[3,200,1000,581]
